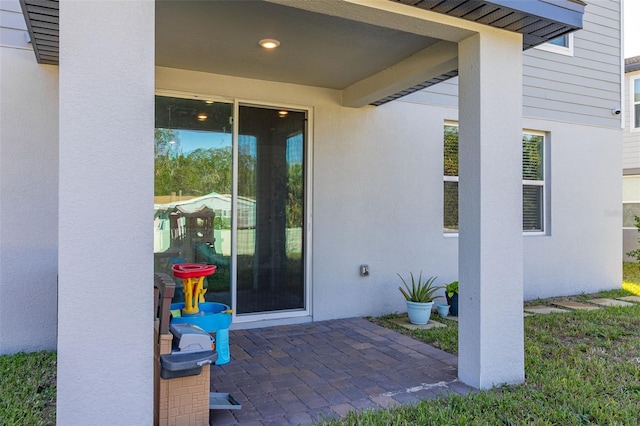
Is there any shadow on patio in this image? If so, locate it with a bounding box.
[209,318,475,425]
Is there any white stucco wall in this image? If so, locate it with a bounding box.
[157,66,621,322]
[521,118,622,298]
[157,67,458,320]
[0,46,59,354]
[57,1,154,424]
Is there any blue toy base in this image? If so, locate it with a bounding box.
[170,302,232,364]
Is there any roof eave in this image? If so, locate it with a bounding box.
[19,0,59,65]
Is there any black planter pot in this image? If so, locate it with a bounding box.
[446,293,459,316]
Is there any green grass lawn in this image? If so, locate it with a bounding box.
[0,350,56,426]
[2,265,640,425]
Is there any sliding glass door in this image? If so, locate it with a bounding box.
[154,96,307,317]
[236,105,306,314]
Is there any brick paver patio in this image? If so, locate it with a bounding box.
[208,318,474,425]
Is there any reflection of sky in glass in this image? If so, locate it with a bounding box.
[287,133,303,164]
[176,130,231,153]
[175,129,303,163]
[238,135,256,157]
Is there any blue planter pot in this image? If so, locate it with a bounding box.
[446,294,459,316]
[406,301,434,325]
[437,304,450,317]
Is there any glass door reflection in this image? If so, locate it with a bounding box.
[236,106,306,314]
[153,96,233,307]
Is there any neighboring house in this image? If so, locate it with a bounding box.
[623,56,640,260]
[0,0,622,424]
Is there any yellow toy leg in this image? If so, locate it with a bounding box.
[181,277,201,315]
[196,276,207,303]
[181,276,209,315]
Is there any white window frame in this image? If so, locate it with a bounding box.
[522,130,547,236]
[443,121,459,236]
[534,33,574,56]
[632,76,640,132]
[442,124,547,236]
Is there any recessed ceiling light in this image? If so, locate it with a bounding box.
[197,113,208,121]
[278,110,288,117]
[259,39,280,49]
[205,101,215,105]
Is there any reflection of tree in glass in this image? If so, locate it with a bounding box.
[155,128,181,196]
[188,148,232,195]
[287,163,303,229]
[155,146,231,197]
[155,128,180,157]
[237,148,256,199]
[155,130,304,229]
[154,132,256,200]
[443,125,458,177]
[522,134,543,180]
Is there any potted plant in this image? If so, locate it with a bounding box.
[398,272,443,325]
[445,281,459,316]
[436,303,450,317]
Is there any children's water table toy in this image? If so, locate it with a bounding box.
[170,263,233,365]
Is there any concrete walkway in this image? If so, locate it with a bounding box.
[524,297,638,315]
[209,318,474,426]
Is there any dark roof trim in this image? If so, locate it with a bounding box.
[394,0,585,49]
[19,0,59,65]
[626,56,640,73]
[371,70,459,106]
[374,0,585,105]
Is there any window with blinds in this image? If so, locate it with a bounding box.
[443,124,546,234]
[522,133,544,231]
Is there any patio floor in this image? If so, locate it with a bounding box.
[209,317,475,425]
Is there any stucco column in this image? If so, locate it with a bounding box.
[457,30,524,389]
[58,1,154,424]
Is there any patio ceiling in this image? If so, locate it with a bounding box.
[155,1,442,91]
[20,0,585,105]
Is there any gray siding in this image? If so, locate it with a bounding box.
[623,70,640,170]
[522,0,621,128]
[400,0,622,129]
[0,0,29,50]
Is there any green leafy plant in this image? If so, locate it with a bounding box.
[626,215,640,262]
[397,272,443,303]
[445,281,459,298]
